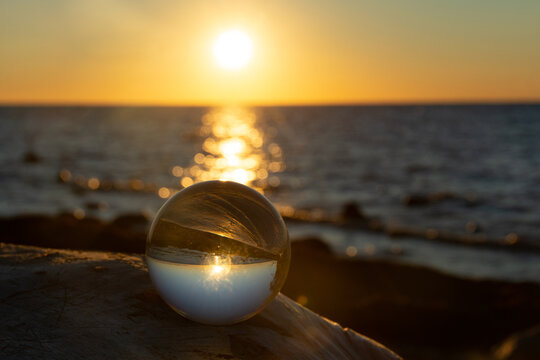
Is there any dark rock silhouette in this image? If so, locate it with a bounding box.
[340,201,365,220]
[494,324,540,360]
[0,243,400,360]
[403,191,480,207]
[1,216,539,359]
[284,238,540,358]
[22,150,42,164]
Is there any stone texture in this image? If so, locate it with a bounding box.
[0,243,400,360]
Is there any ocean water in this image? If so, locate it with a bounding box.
[1,105,540,281]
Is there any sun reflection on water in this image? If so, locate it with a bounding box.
[174,107,284,193]
[208,255,232,278]
[55,107,285,201]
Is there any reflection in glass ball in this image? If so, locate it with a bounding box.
[146,180,290,325]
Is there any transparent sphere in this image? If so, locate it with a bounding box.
[146,180,290,325]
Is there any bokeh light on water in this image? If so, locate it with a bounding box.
[3,105,540,282]
[54,107,286,202]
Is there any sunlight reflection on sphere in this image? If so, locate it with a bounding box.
[146,180,290,325]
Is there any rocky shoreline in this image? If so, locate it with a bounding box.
[1,213,539,359]
[0,243,400,360]
[285,238,540,359]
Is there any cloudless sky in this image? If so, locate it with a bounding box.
[1,0,539,105]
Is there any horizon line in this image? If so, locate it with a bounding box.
[1,99,540,108]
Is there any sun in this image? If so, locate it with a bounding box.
[213,30,253,70]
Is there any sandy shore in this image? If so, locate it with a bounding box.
[1,213,539,359]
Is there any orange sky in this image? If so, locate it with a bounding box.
[1,0,539,105]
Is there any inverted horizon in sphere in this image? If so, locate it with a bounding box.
[147,253,277,325]
[146,180,290,325]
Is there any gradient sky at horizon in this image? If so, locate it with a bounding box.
[1,0,539,105]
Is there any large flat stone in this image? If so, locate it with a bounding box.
[0,243,400,359]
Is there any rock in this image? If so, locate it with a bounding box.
[0,214,147,253]
[22,150,42,164]
[465,221,481,233]
[0,243,400,360]
[85,201,109,211]
[341,201,365,220]
[111,213,150,232]
[285,238,540,354]
[339,201,381,230]
[494,324,540,360]
[291,236,333,255]
[402,191,480,207]
[402,192,455,206]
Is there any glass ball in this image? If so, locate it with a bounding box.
[146,180,290,325]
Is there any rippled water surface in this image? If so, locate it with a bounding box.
[1,105,540,280]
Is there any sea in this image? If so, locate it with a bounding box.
[1,104,539,283]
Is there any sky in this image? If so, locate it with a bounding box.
[1,0,539,105]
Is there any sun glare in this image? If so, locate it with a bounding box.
[213,30,253,70]
[208,255,231,278]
